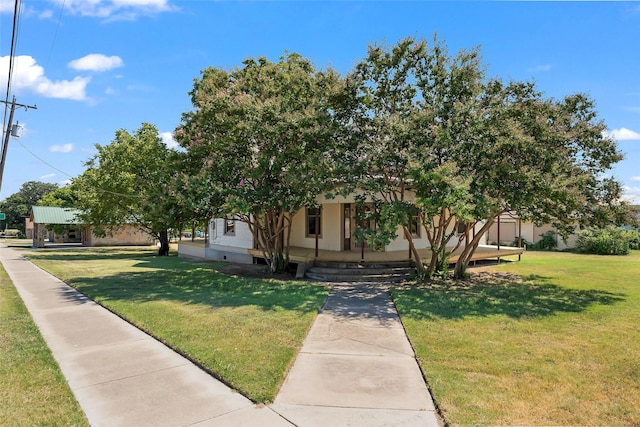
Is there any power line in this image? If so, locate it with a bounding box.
[44,0,66,70]
[0,97,37,192]
[2,0,23,130]
[11,138,145,199]
[14,136,72,178]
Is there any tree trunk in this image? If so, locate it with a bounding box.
[158,229,170,256]
[402,226,425,275]
[453,218,496,278]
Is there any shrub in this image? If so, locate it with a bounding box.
[525,230,558,251]
[575,226,638,255]
[535,230,558,250]
[511,237,532,248]
[621,228,640,250]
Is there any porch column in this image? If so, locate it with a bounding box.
[497,215,501,251]
[315,207,319,258]
[518,217,522,248]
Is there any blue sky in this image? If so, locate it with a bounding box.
[1,0,639,203]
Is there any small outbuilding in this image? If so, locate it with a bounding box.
[29,206,154,248]
[30,206,83,248]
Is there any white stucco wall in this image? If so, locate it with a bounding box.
[488,216,578,250]
[290,203,343,251]
[209,218,253,249]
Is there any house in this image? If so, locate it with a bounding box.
[486,211,578,250]
[178,193,525,268]
[29,206,154,248]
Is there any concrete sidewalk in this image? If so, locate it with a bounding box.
[272,284,441,426]
[0,246,289,427]
[2,245,441,426]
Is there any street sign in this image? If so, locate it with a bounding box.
[0,213,5,220]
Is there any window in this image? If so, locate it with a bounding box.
[408,208,420,238]
[306,207,322,237]
[456,220,467,235]
[224,217,236,236]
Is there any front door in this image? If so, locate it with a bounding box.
[351,204,376,250]
[342,203,377,251]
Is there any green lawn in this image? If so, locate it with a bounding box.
[0,263,88,426]
[11,245,639,424]
[24,248,329,403]
[393,250,640,426]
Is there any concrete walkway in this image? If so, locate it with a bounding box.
[272,284,440,426]
[1,245,441,426]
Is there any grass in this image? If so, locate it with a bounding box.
[0,263,88,426]
[393,250,640,426]
[23,248,329,403]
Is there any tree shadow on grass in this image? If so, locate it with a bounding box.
[392,272,625,320]
[49,256,328,314]
[25,248,158,262]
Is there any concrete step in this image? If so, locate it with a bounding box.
[307,266,413,276]
[305,261,415,283]
[306,272,411,283]
[313,261,413,269]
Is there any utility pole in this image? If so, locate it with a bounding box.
[0,96,37,193]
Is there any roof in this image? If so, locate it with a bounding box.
[31,206,83,225]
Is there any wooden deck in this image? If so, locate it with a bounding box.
[248,244,525,264]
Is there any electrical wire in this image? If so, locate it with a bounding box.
[14,137,145,199]
[1,0,141,202]
[44,0,66,70]
[3,0,23,134]
[14,138,73,178]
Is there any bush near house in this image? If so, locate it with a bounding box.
[509,230,558,251]
[575,226,640,255]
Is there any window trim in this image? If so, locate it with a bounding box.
[223,217,236,236]
[306,206,322,238]
[408,209,421,238]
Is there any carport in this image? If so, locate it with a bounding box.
[30,206,83,248]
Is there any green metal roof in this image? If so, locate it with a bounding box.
[31,206,83,225]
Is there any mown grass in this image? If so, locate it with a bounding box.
[393,250,640,426]
[24,248,329,403]
[0,263,88,426]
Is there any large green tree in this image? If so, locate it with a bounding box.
[340,36,623,279]
[37,185,79,208]
[452,82,623,277]
[175,53,342,272]
[73,123,181,255]
[339,37,485,277]
[1,181,58,234]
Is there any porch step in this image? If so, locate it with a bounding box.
[305,261,415,283]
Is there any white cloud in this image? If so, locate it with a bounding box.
[54,0,176,20]
[631,176,640,182]
[68,54,124,72]
[161,132,179,149]
[0,0,14,13]
[623,186,640,204]
[608,128,640,141]
[38,9,54,19]
[0,55,90,101]
[529,64,552,72]
[50,143,74,153]
[40,173,56,180]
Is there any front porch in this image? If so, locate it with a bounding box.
[249,244,525,265]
